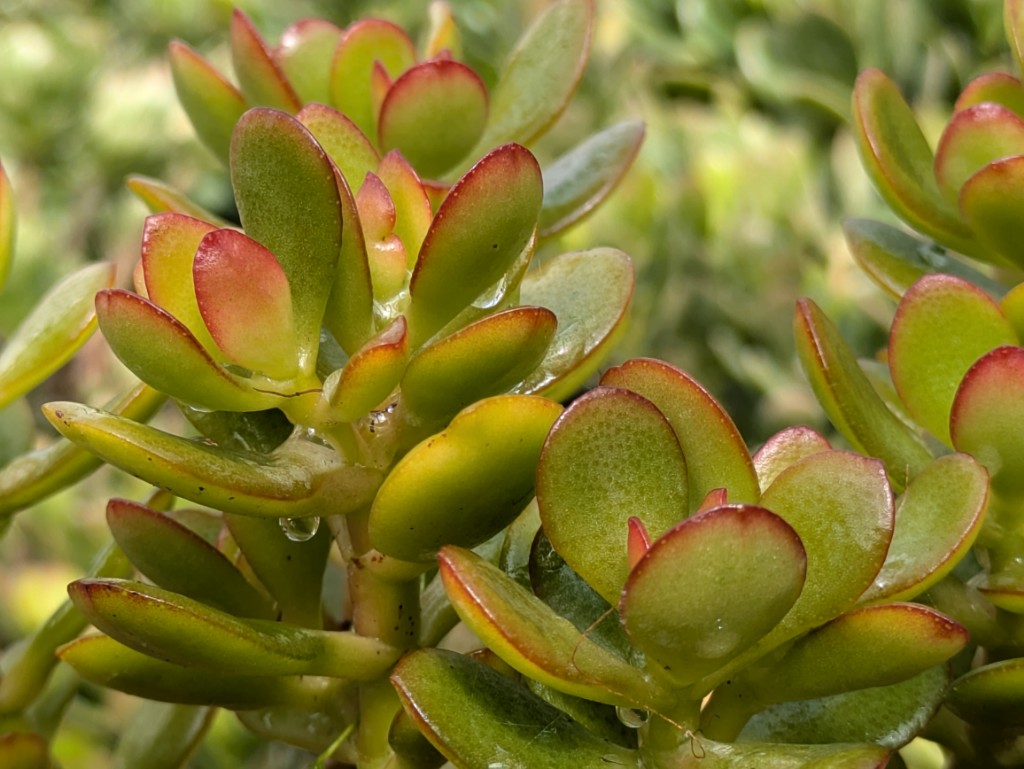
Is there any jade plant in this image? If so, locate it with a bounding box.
[780,0,1024,764]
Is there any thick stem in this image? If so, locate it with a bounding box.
[699,681,761,742]
[638,699,701,769]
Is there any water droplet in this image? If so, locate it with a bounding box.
[279,516,320,542]
[615,706,649,728]
[372,288,410,326]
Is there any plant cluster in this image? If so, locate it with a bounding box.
[1,1,1023,768]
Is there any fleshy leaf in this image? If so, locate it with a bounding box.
[852,69,980,256]
[539,120,645,238]
[401,306,556,425]
[193,228,299,379]
[329,19,417,141]
[601,358,759,509]
[168,41,248,161]
[324,165,374,356]
[794,298,933,489]
[0,262,115,410]
[745,603,965,704]
[126,175,227,223]
[537,386,688,604]
[468,0,593,156]
[843,218,1007,301]
[67,578,400,678]
[959,155,1024,270]
[369,395,561,561]
[889,274,1017,446]
[934,103,1024,204]
[96,289,278,412]
[753,452,894,654]
[230,10,301,112]
[951,345,1024,500]
[113,702,215,769]
[376,150,432,268]
[325,316,409,422]
[223,513,332,629]
[862,454,988,603]
[621,505,805,688]
[408,143,542,346]
[0,733,48,769]
[297,103,380,194]
[739,666,948,749]
[275,20,343,105]
[43,401,382,518]
[392,648,639,767]
[663,736,889,768]
[948,657,1024,725]
[955,72,1024,118]
[358,172,406,301]
[1011,0,1024,75]
[753,426,831,493]
[378,60,488,179]
[437,547,670,710]
[516,248,634,401]
[231,108,343,371]
[0,162,14,293]
[106,498,274,619]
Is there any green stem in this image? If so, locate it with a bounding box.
[639,699,701,769]
[698,681,761,742]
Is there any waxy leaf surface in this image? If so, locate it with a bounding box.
[376,151,432,267]
[952,345,1024,499]
[297,103,379,194]
[408,143,541,346]
[862,453,987,602]
[621,505,805,688]
[275,20,342,105]
[538,387,688,603]
[948,657,1024,725]
[127,175,227,223]
[370,395,561,561]
[326,317,409,423]
[539,120,645,237]
[437,547,669,710]
[402,307,556,424]
[955,73,1024,117]
[602,358,759,509]
[106,498,273,619]
[669,737,889,768]
[169,41,248,161]
[230,10,300,113]
[231,108,342,370]
[934,103,1024,203]
[890,274,1016,445]
[392,648,638,768]
[378,60,488,179]
[753,426,831,493]
[0,262,114,410]
[795,298,932,489]
[324,166,374,355]
[516,248,634,401]
[44,402,381,518]
[960,155,1024,269]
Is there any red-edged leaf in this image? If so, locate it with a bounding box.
[230,10,301,112]
[960,155,1024,270]
[275,19,343,105]
[934,103,1024,204]
[376,150,432,267]
[169,40,248,161]
[297,102,380,194]
[325,316,409,422]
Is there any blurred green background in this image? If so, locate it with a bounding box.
[0,0,1010,765]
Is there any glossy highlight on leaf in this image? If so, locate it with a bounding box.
[934,103,1024,204]
[275,19,342,105]
[297,103,380,194]
[753,426,832,493]
[325,316,409,423]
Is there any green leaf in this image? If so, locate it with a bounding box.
[193,228,299,379]
[168,40,248,162]
[325,316,409,423]
[954,73,1024,119]
[297,103,380,194]
[754,452,894,653]
[0,162,15,294]
[369,395,561,561]
[948,657,1024,725]
[231,107,343,370]
[862,454,988,603]
[852,69,981,257]
[539,120,645,238]
[402,306,556,425]
[329,19,417,141]
[516,248,634,401]
[621,505,805,688]
[0,262,115,410]
[324,163,374,356]
[0,383,164,518]
[275,20,343,105]
[223,513,331,629]
[67,579,400,679]
[934,103,1024,204]
[671,737,890,768]
[392,648,639,768]
[951,345,1024,500]
[959,155,1024,270]
[437,547,669,710]
[126,175,228,223]
[1010,0,1024,75]
[745,603,965,704]
[601,358,759,509]
[538,386,688,604]
[752,426,831,493]
[42,402,382,518]
[889,274,1017,446]
[113,702,214,769]
[106,498,273,619]
[794,298,933,489]
[378,60,488,179]
[842,218,1007,301]
[229,10,300,112]
[408,143,542,346]
[468,0,593,156]
[739,666,948,749]
[377,150,432,268]
[96,289,279,412]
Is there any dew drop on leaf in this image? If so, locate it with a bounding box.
[615,706,649,728]
[279,515,320,542]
